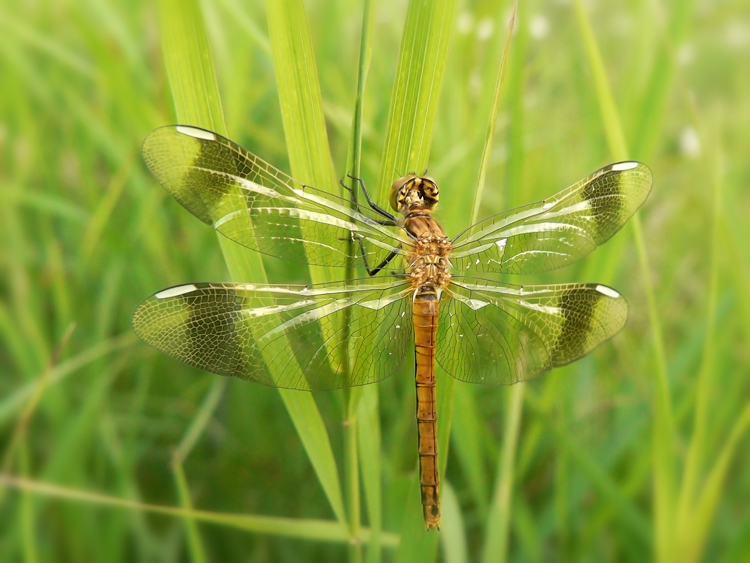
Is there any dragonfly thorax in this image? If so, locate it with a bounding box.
[390,174,439,213]
[408,234,452,289]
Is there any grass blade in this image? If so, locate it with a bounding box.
[358,386,383,563]
[365,0,456,556]
[469,1,516,224]
[0,474,399,546]
[172,462,208,563]
[341,3,376,558]
[266,0,349,531]
[376,0,457,203]
[439,481,468,563]
[573,1,674,558]
[158,0,347,531]
[482,382,524,563]
[632,0,697,159]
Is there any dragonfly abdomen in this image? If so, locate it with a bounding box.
[413,286,441,531]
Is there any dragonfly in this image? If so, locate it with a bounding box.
[133,125,652,531]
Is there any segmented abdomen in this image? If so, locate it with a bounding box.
[413,286,440,530]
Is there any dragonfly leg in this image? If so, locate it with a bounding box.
[338,178,396,226]
[357,241,399,276]
[346,174,398,223]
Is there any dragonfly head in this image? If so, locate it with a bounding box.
[390,175,440,213]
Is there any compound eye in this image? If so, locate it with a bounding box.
[422,179,439,204]
[389,175,413,211]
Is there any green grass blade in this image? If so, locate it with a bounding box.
[173,378,229,464]
[158,0,347,531]
[462,8,523,561]
[19,447,37,563]
[573,1,675,559]
[358,386,382,563]
[469,2,516,224]
[0,474,400,546]
[0,334,134,427]
[371,0,456,556]
[632,0,696,159]
[676,113,723,538]
[439,481,467,563]
[158,0,227,134]
[572,0,628,160]
[275,391,347,526]
[345,387,364,563]
[267,0,337,214]
[172,462,208,563]
[675,111,740,562]
[341,3,376,557]
[482,383,524,563]
[450,385,489,515]
[376,0,457,202]
[266,0,349,530]
[684,405,750,562]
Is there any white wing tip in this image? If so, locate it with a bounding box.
[595,284,620,298]
[176,126,216,141]
[610,161,639,171]
[156,284,199,299]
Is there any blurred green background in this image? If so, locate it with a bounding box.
[1,0,748,561]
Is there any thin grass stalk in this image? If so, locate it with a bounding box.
[524,391,652,546]
[19,446,37,563]
[2,324,74,475]
[470,4,522,561]
[675,112,723,550]
[450,385,490,516]
[170,378,226,562]
[573,1,675,558]
[438,482,468,562]
[632,0,697,159]
[172,462,207,563]
[3,325,74,561]
[358,387,382,563]
[469,2,517,224]
[689,404,750,560]
[0,475,400,546]
[340,2,376,558]
[173,378,228,465]
[677,104,724,512]
[482,383,524,563]
[675,109,737,562]
[344,395,362,563]
[0,334,134,427]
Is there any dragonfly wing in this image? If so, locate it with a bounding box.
[142,125,404,268]
[450,162,652,275]
[132,277,413,390]
[436,278,628,385]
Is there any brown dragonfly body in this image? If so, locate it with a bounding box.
[134,126,652,533]
[396,176,452,529]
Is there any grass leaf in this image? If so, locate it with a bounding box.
[159,0,347,532]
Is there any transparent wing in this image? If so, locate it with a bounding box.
[436,278,628,385]
[450,162,652,275]
[132,277,413,390]
[142,125,405,268]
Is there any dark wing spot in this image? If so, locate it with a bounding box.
[178,288,264,378]
[554,288,600,364]
[581,168,623,242]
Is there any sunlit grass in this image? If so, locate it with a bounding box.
[1,0,749,561]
